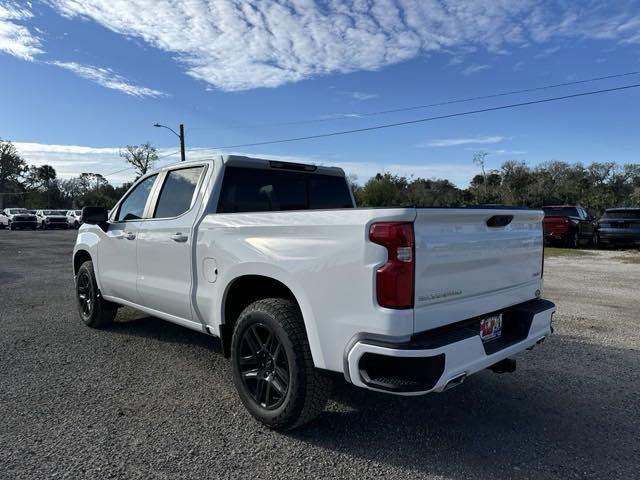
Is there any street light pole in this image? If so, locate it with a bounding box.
[154,122,186,161]
[179,124,185,162]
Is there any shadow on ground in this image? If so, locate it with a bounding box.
[102,315,639,479]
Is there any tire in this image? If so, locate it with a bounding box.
[9,222,15,231]
[74,221,79,229]
[230,298,331,431]
[75,260,117,327]
[593,231,600,248]
[41,222,47,230]
[566,231,579,248]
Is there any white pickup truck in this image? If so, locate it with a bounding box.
[73,156,555,430]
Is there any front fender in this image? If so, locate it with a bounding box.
[73,226,101,288]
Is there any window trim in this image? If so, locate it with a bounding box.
[109,173,160,224]
[145,164,209,222]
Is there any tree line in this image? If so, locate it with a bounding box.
[351,156,640,214]
[2,139,639,214]
[0,139,158,210]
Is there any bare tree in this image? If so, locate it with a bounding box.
[120,142,158,178]
[473,151,489,202]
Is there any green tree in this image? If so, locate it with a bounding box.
[0,140,28,208]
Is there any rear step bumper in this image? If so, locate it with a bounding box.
[345,299,555,395]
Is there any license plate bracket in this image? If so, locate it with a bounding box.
[480,314,503,342]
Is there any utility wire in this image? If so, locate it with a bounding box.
[190,71,640,129]
[185,82,640,151]
[103,150,181,178]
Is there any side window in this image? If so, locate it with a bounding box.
[153,166,205,218]
[115,174,157,222]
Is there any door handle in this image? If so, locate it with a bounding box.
[171,233,188,243]
[125,232,136,240]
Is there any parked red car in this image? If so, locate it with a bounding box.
[543,205,594,248]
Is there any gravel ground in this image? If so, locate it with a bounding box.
[1,230,638,479]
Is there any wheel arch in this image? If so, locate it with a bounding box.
[219,273,324,368]
[73,249,92,275]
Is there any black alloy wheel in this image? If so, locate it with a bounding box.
[237,323,290,410]
[230,298,331,430]
[75,260,117,327]
[76,269,94,320]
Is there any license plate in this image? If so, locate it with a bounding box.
[480,314,503,342]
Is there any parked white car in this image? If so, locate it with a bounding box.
[36,210,69,229]
[67,210,83,228]
[0,208,37,230]
[73,156,555,430]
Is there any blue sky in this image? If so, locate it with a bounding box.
[1,0,639,186]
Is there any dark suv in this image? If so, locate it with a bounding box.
[594,208,640,248]
[542,205,594,248]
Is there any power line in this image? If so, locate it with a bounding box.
[103,150,181,178]
[190,71,640,129]
[184,82,640,151]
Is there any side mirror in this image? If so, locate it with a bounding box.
[81,206,108,227]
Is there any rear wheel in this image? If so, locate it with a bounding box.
[230,298,330,430]
[76,260,117,327]
[566,231,579,248]
[593,231,600,248]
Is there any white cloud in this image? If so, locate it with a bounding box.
[50,61,167,98]
[0,1,43,60]
[418,136,505,148]
[534,45,561,58]
[1,3,166,98]
[462,63,491,75]
[350,91,378,101]
[11,141,480,187]
[46,1,640,92]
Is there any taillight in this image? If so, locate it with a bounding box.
[369,222,415,309]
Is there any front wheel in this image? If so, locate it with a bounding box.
[76,261,117,327]
[8,222,15,231]
[230,298,331,430]
[592,231,600,248]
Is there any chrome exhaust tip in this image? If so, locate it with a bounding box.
[443,372,467,390]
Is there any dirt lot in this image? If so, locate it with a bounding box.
[0,230,638,479]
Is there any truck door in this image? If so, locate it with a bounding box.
[136,165,207,322]
[98,174,158,303]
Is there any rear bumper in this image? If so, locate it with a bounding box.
[598,230,640,244]
[345,299,555,395]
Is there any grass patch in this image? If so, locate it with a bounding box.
[544,247,596,258]
[610,255,640,264]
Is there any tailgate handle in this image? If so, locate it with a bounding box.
[487,215,513,227]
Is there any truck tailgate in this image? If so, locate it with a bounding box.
[413,208,544,333]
